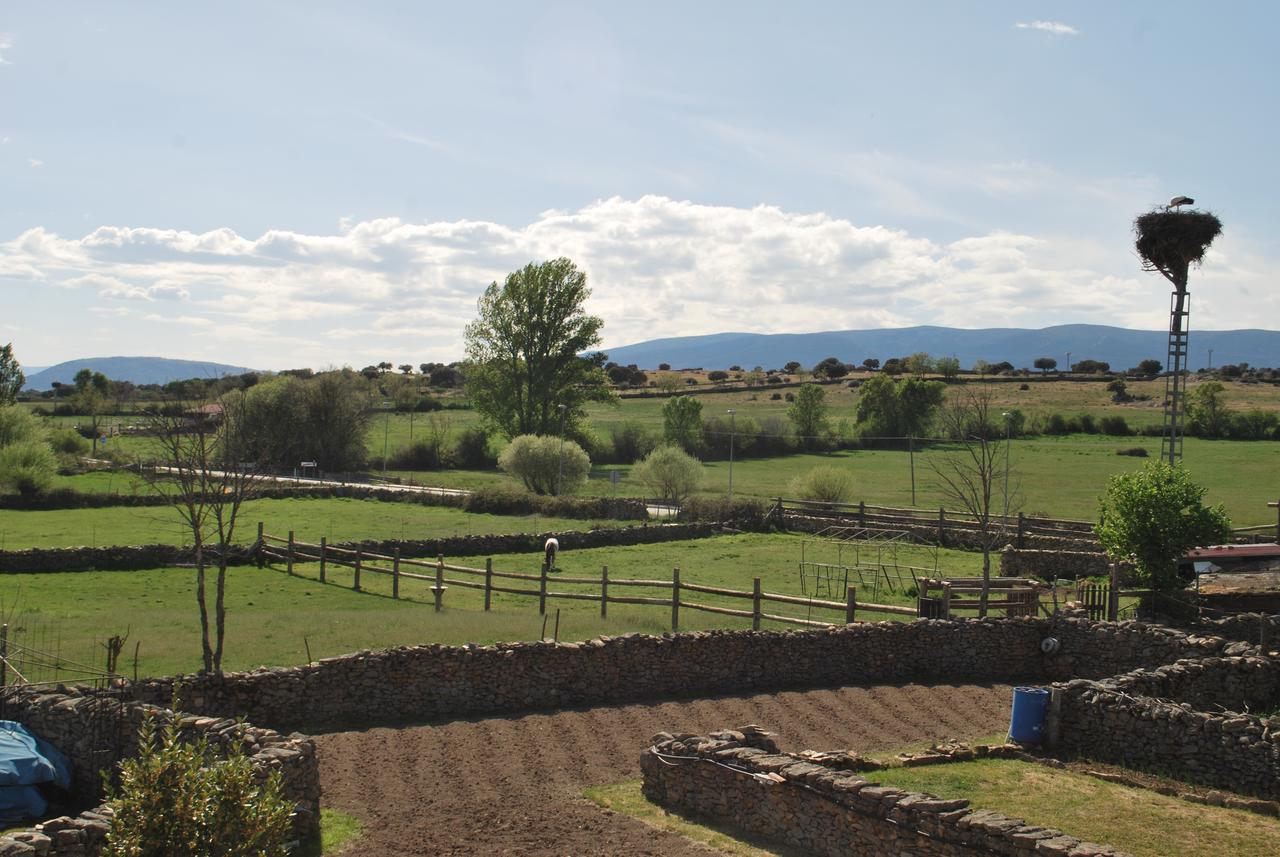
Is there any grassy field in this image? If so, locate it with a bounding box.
[394,434,1279,526]
[0,533,982,677]
[0,497,634,550]
[871,759,1280,857]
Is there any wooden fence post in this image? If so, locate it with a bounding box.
[392,547,401,600]
[1,623,7,688]
[752,577,762,631]
[484,558,493,612]
[1107,562,1120,621]
[353,547,362,592]
[1016,512,1026,549]
[286,530,295,576]
[434,554,444,612]
[539,562,548,615]
[600,566,609,619]
[937,508,946,544]
[319,537,327,583]
[845,586,857,624]
[858,501,865,527]
[671,567,681,632]
[941,583,952,618]
[256,522,265,568]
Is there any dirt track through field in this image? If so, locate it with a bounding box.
[316,682,1010,856]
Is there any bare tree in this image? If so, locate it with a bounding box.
[927,388,1016,617]
[141,395,260,673]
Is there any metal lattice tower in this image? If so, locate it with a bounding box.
[1161,289,1190,465]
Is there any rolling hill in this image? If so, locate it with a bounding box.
[601,325,1280,372]
[23,357,257,390]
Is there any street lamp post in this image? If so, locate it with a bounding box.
[556,404,567,496]
[382,401,391,477]
[726,409,736,500]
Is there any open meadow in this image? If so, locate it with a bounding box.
[0,533,979,677]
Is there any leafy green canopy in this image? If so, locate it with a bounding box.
[661,395,703,453]
[854,374,945,439]
[465,258,614,439]
[497,433,590,495]
[788,383,829,449]
[0,343,24,405]
[1095,462,1232,592]
[632,444,703,504]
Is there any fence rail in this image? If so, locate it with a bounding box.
[256,524,916,632]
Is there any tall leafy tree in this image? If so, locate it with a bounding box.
[0,344,24,405]
[662,395,703,452]
[1096,462,1231,593]
[465,258,614,439]
[787,383,828,449]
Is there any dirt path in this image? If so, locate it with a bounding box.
[316,682,1010,856]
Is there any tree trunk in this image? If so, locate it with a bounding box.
[194,542,213,673]
[980,545,991,618]
[213,552,227,674]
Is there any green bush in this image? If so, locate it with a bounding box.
[0,406,43,447]
[631,445,703,504]
[388,437,450,470]
[1099,416,1131,436]
[1116,447,1149,457]
[48,427,91,456]
[788,465,854,504]
[0,440,57,495]
[608,421,658,464]
[497,434,590,495]
[104,713,292,857]
[454,425,495,468]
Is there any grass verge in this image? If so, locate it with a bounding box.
[872,758,1280,857]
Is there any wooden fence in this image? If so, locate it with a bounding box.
[777,498,1097,547]
[255,525,917,632]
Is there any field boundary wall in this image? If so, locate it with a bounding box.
[0,686,319,855]
[641,729,1126,857]
[126,618,1223,733]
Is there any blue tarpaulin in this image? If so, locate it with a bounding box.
[0,721,73,823]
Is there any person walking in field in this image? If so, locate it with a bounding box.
[544,537,560,572]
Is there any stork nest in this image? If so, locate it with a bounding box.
[1133,209,1223,280]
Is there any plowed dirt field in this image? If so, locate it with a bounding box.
[316,682,1010,856]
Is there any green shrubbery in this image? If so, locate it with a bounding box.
[788,465,854,504]
[104,713,292,857]
[497,434,590,495]
[632,445,703,504]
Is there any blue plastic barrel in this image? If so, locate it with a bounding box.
[1008,686,1050,744]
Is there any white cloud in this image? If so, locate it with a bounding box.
[1015,21,1080,36]
[28,158,43,168]
[2,196,1273,366]
[0,33,12,65]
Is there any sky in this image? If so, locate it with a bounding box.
[1,2,1277,371]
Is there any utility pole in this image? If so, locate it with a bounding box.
[1207,348,1214,370]
[1001,412,1012,535]
[1065,352,1072,374]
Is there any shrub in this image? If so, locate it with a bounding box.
[1018,383,1030,390]
[1077,414,1097,434]
[631,445,702,504]
[0,406,43,447]
[388,437,450,470]
[1116,447,1149,457]
[608,421,658,464]
[769,392,782,400]
[497,434,590,495]
[103,713,291,857]
[788,465,854,504]
[454,425,495,468]
[0,440,57,495]
[1099,416,1131,436]
[754,416,794,456]
[707,370,729,383]
[681,496,767,526]
[48,428,91,456]
[1044,413,1072,435]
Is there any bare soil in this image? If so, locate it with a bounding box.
[315,682,1011,856]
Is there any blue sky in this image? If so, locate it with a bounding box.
[1,2,1276,370]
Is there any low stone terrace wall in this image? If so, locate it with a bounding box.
[641,729,1128,857]
[999,548,1134,583]
[127,618,1221,733]
[783,513,1097,552]
[0,686,320,855]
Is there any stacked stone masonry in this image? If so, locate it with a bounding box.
[999,548,1134,584]
[641,730,1131,857]
[0,686,320,856]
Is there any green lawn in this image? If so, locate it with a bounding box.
[872,759,1280,857]
[0,497,634,550]
[0,533,984,677]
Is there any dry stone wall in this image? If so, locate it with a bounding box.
[999,548,1134,583]
[641,729,1130,857]
[0,686,320,855]
[127,618,1219,733]
[783,514,1097,552]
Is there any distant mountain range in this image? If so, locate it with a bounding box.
[23,357,257,390]
[602,325,1280,371]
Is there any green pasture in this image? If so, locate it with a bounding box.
[0,533,982,677]
[0,497,633,550]
[394,434,1277,526]
[871,759,1280,857]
